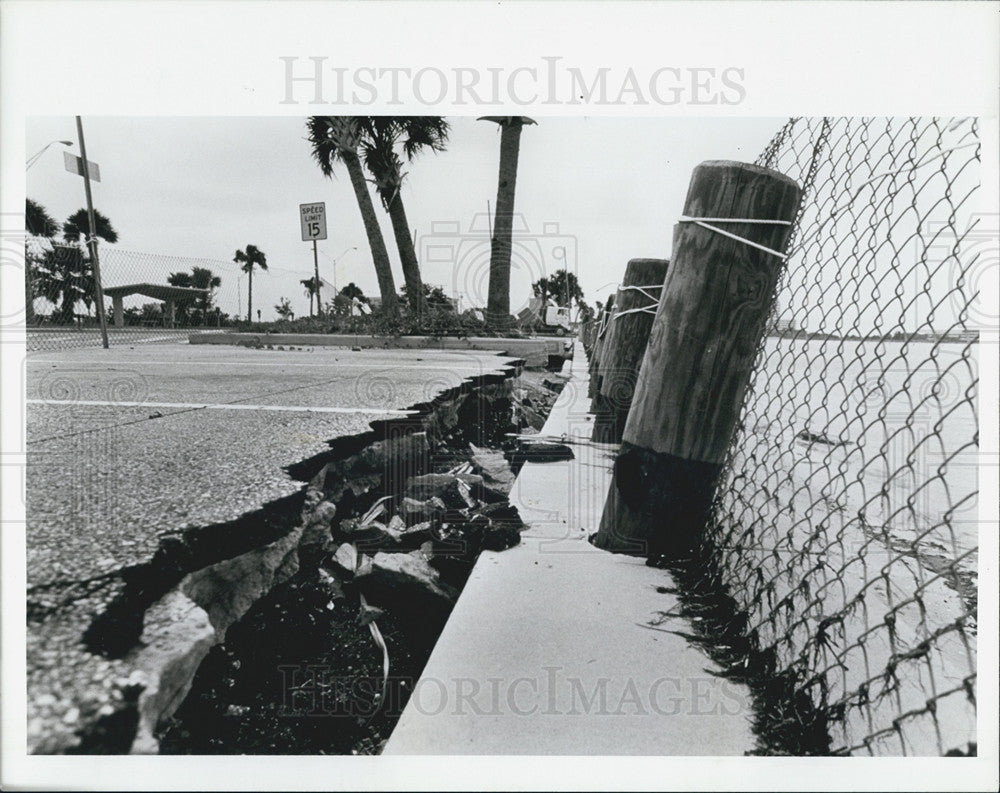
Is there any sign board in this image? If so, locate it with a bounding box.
[64,151,101,182]
[299,202,328,241]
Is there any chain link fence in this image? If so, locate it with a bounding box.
[705,118,983,755]
[24,237,248,352]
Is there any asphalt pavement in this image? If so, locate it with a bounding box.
[25,343,515,588]
[22,341,521,753]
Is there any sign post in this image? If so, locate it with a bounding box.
[300,202,328,315]
[74,116,109,349]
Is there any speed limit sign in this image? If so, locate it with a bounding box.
[299,202,328,241]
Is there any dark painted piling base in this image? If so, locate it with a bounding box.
[589,442,721,563]
[589,403,628,445]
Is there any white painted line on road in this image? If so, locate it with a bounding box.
[30,360,502,370]
[27,399,416,416]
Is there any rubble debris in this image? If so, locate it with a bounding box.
[153,362,556,757]
[509,441,575,467]
[329,542,360,579]
[468,443,515,498]
[398,496,446,526]
[354,551,459,638]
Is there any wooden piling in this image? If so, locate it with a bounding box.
[591,161,800,561]
[587,291,617,400]
[581,319,595,355]
[590,258,669,443]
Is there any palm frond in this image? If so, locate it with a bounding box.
[26,199,59,238]
[306,116,363,178]
[62,209,118,244]
[234,245,267,273]
[399,116,451,160]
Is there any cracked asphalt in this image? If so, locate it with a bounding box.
[26,343,515,588]
[23,341,518,752]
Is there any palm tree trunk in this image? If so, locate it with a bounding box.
[343,150,398,317]
[247,266,253,322]
[25,260,36,325]
[487,120,524,329]
[387,194,425,315]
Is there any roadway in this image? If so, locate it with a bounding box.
[22,341,520,753]
[25,342,516,588]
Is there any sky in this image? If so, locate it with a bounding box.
[26,116,784,321]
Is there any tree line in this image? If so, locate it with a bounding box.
[29,116,594,330]
[24,199,117,324]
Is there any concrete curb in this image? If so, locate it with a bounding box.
[383,344,755,755]
[189,333,571,368]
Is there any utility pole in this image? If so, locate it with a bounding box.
[76,116,109,349]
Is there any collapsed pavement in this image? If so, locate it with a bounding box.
[158,372,568,755]
[26,351,567,755]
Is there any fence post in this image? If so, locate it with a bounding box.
[591,160,800,561]
[586,291,617,399]
[590,258,669,443]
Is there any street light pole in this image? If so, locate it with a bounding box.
[322,246,357,295]
[75,117,109,350]
[26,140,73,170]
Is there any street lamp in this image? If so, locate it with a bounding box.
[26,140,73,170]
[321,246,357,293]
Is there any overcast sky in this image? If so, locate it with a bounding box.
[26,116,783,321]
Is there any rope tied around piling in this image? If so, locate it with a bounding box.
[596,306,613,339]
[677,216,793,260]
[610,284,664,320]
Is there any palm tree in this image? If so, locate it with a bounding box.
[479,116,536,329]
[190,266,222,319]
[168,266,222,324]
[62,208,118,244]
[26,198,59,238]
[32,246,92,324]
[301,275,320,317]
[339,281,366,303]
[233,244,267,321]
[29,206,117,324]
[25,199,59,324]
[306,117,399,318]
[532,269,584,310]
[361,117,450,315]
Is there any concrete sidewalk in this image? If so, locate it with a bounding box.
[384,344,755,755]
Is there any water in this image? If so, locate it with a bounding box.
[716,336,979,755]
[737,337,978,560]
